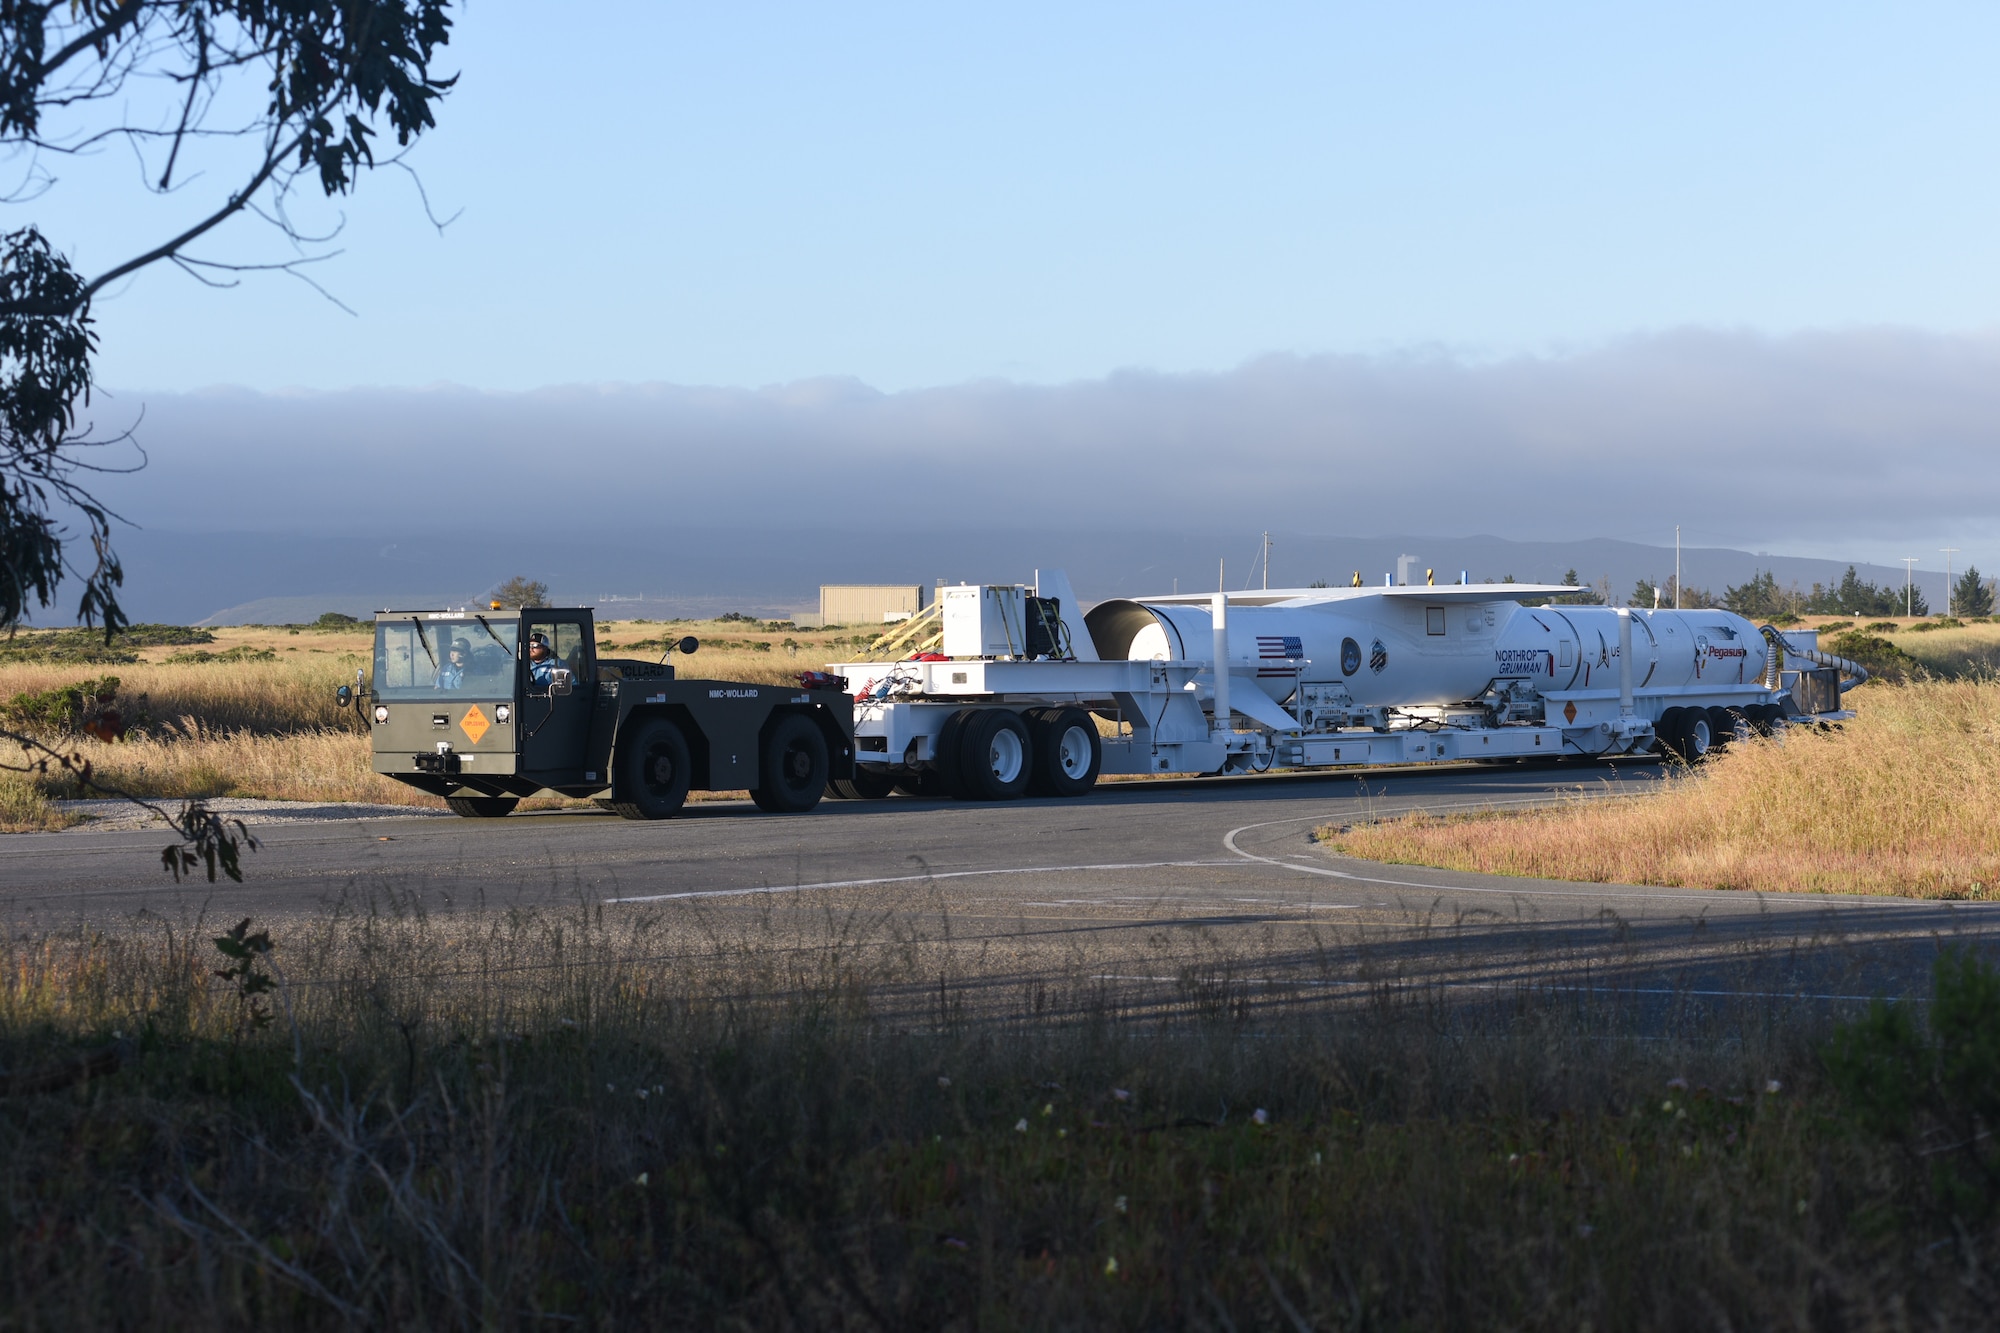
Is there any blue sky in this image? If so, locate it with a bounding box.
[36,2,2000,394]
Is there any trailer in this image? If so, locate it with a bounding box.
[823,573,1864,801]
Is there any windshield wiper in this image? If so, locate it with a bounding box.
[473,615,511,653]
[409,616,436,669]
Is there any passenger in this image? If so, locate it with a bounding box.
[434,639,471,690]
[526,632,561,687]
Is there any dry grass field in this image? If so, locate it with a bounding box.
[1329,678,2000,899]
[0,617,883,830]
[1,895,1994,1328]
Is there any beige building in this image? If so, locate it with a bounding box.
[819,584,929,627]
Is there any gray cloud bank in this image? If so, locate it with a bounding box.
[98,325,2000,555]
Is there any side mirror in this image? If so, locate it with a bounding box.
[336,684,353,708]
[677,636,699,655]
[549,667,574,697]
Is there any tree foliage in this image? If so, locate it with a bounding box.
[0,2,454,879]
[1952,565,1994,618]
[491,576,550,609]
[0,0,455,635]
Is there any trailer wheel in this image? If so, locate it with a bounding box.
[1654,708,1685,759]
[752,713,829,813]
[1029,707,1101,797]
[931,708,979,799]
[958,709,1033,800]
[1682,710,1715,762]
[446,795,519,818]
[894,770,944,798]
[1706,706,1739,751]
[610,716,693,820]
[829,767,896,800]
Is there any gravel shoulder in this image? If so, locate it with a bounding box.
[55,797,451,832]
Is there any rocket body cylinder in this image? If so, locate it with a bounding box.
[1084,598,1769,706]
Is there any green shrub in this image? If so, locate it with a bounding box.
[1823,630,1921,682]
[1826,948,2000,1223]
[1864,621,1899,632]
[0,675,135,739]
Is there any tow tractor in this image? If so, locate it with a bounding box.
[337,606,855,818]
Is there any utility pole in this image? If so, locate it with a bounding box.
[1902,558,1918,618]
[1674,525,1681,609]
[1942,548,1960,616]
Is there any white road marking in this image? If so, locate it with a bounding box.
[607,860,1241,904]
[1220,809,1938,912]
[1090,974,1910,1005]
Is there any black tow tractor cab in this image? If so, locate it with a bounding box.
[339,607,855,819]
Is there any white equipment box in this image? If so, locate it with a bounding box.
[941,584,1028,658]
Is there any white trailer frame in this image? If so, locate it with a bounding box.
[830,587,1861,796]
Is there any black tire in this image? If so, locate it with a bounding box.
[1706,706,1739,752]
[830,766,896,800]
[753,713,829,814]
[893,769,944,798]
[610,715,693,820]
[930,708,979,799]
[1654,708,1685,759]
[446,795,519,818]
[957,709,1033,801]
[1682,709,1715,762]
[1028,706,1101,797]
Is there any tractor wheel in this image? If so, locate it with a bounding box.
[446,795,519,818]
[610,716,694,820]
[1028,707,1101,797]
[957,709,1032,801]
[752,714,829,814]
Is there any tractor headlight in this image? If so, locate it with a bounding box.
[373,704,390,724]
[494,704,511,723]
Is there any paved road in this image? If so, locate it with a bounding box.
[4,762,1987,1011]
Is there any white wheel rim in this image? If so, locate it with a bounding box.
[987,729,1024,784]
[1057,725,1091,779]
[1688,719,1711,755]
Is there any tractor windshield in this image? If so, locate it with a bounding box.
[373,616,519,699]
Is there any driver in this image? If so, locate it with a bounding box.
[434,639,471,690]
[526,632,561,687]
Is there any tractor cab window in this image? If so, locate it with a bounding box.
[523,618,593,685]
[373,617,519,699]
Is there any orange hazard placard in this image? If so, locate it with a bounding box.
[461,704,491,745]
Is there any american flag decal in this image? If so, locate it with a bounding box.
[1255,635,1305,678]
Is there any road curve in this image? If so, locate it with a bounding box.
[2,762,1985,1005]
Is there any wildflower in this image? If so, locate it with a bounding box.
[1666,1077,1688,1091]
[607,1084,616,1093]
[634,1172,649,1187]
[1105,1256,1119,1276]
[1310,1151,1323,1167]
[1660,1100,1674,1113]
[938,1075,952,1089]
[1114,1195,1128,1213]
[1680,1144,1693,1157]
[1576,1224,1595,1239]
[1796,1199,1809,1215]
[637,1089,648,1100]
[654,1084,664,1094]
[1252,1108,1269,1126]
[1015,1119,1029,1133]
[943,1236,970,1250]
[1057,1128,1067,1138]
[1042,1103,1054,1117]
[1765,1079,1783,1095]
[1112,1088,1132,1102]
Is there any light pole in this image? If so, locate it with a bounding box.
[1942,548,1960,617]
[1902,558,1918,618]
